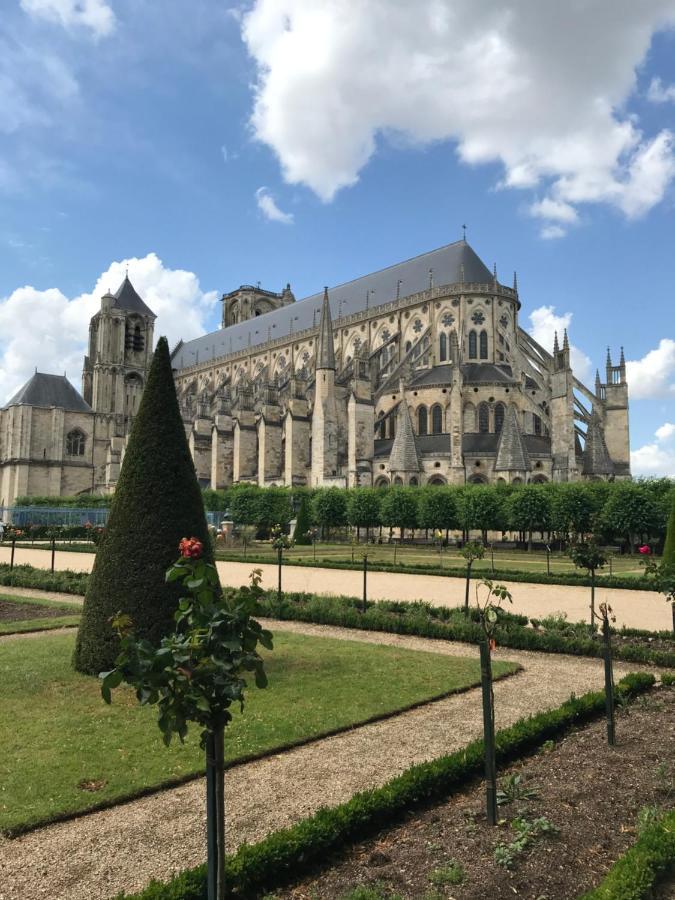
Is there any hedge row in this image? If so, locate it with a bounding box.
[581,807,675,899]
[252,590,675,669]
[214,550,658,593]
[118,672,656,900]
[0,563,88,595]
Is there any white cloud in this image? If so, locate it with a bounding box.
[631,421,675,476]
[540,225,566,240]
[527,305,592,382]
[241,0,675,230]
[0,254,218,404]
[255,186,294,224]
[20,0,115,38]
[647,77,675,103]
[625,339,675,399]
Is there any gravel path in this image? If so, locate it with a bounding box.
[0,545,667,630]
[0,618,648,900]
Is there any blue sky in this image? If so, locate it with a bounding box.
[1,0,674,474]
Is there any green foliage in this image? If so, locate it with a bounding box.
[13,494,112,508]
[292,493,313,545]
[460,540,485,564]
[494,816,558,869]
[228,485,260,526]
[602,483,661,549]
[312,487,348,536]
[581,808,675,899]
[201,489,228,512]
[507,485,552,539]
[346,488,382,533]
[73,337,213,675]
[428,860,465,886]
[256,487,293,534]
[496,772,539,806]
[379,487,419,535]
[457,485,501,538]
[663,487,675,568]
[118,672,655,900]
[662,672,675,686]
[551,483,601,538]
[101,557,272,747]
[568,541,608,574]
[417,487,458,532]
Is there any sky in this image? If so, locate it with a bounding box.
[1,0,674,476]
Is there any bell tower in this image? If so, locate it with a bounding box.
[83,275,156,425]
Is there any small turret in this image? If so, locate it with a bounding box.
[316,287,336,371]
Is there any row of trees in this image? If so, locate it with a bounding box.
[222,480,674,551]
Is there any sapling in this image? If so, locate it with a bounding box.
[474,576,512,825]
[461,541,485,615]
[640,546,675,637]
[100,539,272,900]
[568,540,607,631]
[270,523,293,610]
[594,600,617,746]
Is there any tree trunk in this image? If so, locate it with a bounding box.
[602,617,615,746]
[206,727,226,900]
[527,530,533,552]
[590,569,596,631]
[479,640,497,825]
[464,561,473,614]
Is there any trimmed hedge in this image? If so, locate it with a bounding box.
[581,808,675,899]
[0,563,88,595]
[118,672,656,900]
[213,551,659,593]
[251,590,675,670]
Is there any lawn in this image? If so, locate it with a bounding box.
[0,630,518,834]
[0,593,81,634]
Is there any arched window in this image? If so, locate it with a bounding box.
[479,330,488,359]
[468,331,477,359]
[409,476,418,486]
[494,402,505,433]
[533,413,542,436]
[417,406,428,435]
[388,416,396,439]
[377,415,386,440]
[405,340,412,353]
[439,332,447,362]
[431,404,443,434]
[66,429,85,456]
[478,402,489,433]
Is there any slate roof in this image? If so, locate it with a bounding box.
[462,433,552,456]
[172,240,496,369]
[495,404,530,471]
[4,373,92,413]
[388,401,421,472]
[410,365,455,387]
[111,276,156,318]
[462,363,515,383]
[417,434,452,454]
[316,288,336,369]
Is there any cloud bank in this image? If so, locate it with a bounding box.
[242,0,675,234]
[0,253,218,404]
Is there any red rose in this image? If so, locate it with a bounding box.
[638,545,651,555]
[179,537,203,559]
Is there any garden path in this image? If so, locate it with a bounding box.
[0,618,652,900]
[0,544,669,630]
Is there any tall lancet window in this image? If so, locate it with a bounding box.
[468,331,477,359]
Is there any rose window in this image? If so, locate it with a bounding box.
[412,319,423,334]
[380,328,390,343]
[442,313,455,327]
[471,310,486,325]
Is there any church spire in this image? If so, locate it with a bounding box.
[389,396,421,474]
[316,287,335,370]
[495,405,530,473]
[562,328,569,351]
[513,270,518,292]
[553,331,560,354]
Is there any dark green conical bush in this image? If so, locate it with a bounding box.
[73,337,213,675]
[663,488,675,568]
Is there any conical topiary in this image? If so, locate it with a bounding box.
[73,336,213,675]
[664,488,675,568]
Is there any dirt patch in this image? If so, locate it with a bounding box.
[0,598,73,622]
[279,687,675,900]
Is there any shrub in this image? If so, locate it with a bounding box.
[73,337,213,675]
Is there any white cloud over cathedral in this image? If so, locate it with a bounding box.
[632,422,675,477]
[20,0,115,38]
[0,254,218,404]
[242,0,675,234]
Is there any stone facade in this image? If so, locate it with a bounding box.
[0,239,631,504]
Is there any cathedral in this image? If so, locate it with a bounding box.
[0,239,630,505]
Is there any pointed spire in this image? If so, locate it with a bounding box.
[562,328,569,351]
[553,331,560,354]
[595,369,601,391]
[582,411,614,476]
[606,347,612,367]
[316,287,335,370]
[389,398,421,474]
[619,346,625,366]
[495,405,530,472]
[492,262,498,286]
[513,271,518,292]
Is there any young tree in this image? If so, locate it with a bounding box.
[474,576,513,825]
[228,485,260,527]
[568,540,607,630]
[601,482,659,553]
[73,337,213,675]
[507,485,552,551]
[312,487,348,539]
[641,489,675,635]
[101,540,272,900]
[458,485,500,544]
[379,487,419,540]
[460,540,485,614]
[346,487,382,541]
[256,486,292,536]
[551,483,599,542]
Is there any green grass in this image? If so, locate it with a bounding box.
[0,630,517,834]
[0,593,82,634]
